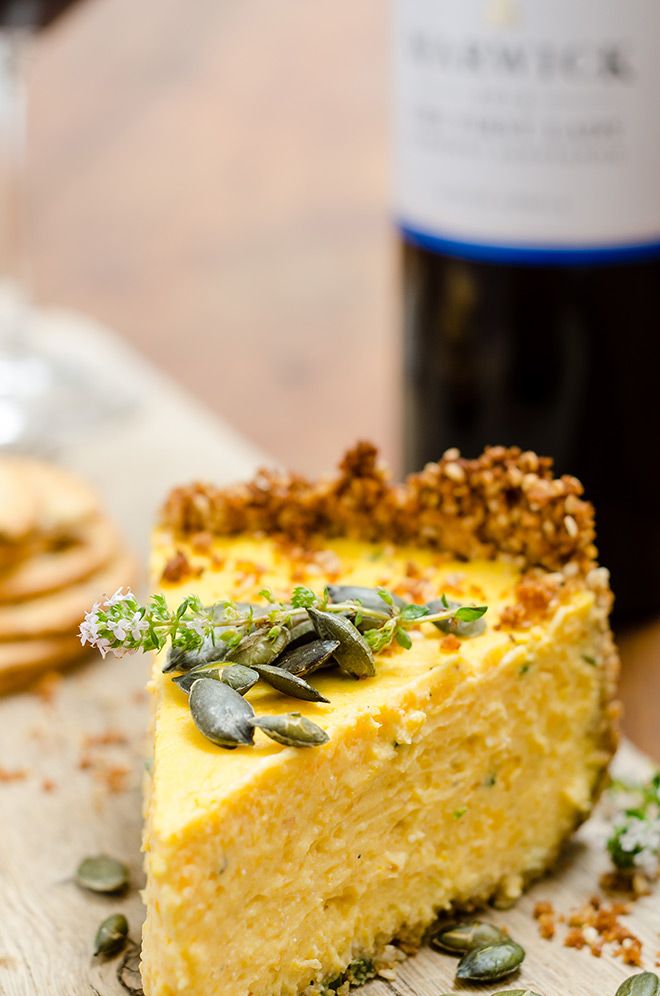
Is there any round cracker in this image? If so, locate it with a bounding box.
[0,547,138,641]
[0,460,39,543]
[9,457,101,536]
[0,634,89,695]
[0,517,120,603]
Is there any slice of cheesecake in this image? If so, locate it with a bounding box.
[142,444,619,996]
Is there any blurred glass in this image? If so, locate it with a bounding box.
[0,0,131,453]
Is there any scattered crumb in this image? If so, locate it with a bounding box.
[537,895,644,965]
[78,751,92,771]
[440,635,461,653]
[392,563,436,604]
[78,728,135,794]
[82,729,129,749]
[0,767,28,783]
[41,778,56,793]
[161,549,200,584]
[0,954,16,969]
[441,572,466,594]
[100,764,131,794]
[190,530,213,552]
[29,670,62,703]
[498,573,561,629]
[533,900,556,939]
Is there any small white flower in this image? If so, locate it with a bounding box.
[79,604,103,646]
[617,815,660,877]
[128,611,149,641]
[105,587,135,607]
[106,617,130,642]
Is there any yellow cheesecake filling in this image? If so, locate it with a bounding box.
[141,534,611,996]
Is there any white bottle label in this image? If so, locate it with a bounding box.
[394,0,660,262]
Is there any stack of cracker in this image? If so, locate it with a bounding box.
[0,457,136,693]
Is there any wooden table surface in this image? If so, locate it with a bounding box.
[23,0,660,760]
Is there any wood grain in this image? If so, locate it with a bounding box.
[0,320,658,996]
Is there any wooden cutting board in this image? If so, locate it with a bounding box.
[0,313,658,996]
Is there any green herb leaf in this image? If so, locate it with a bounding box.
[364,626,394,653]
[290,586,317,609]
[454,605,488,622]
[400,603,430,621]
[376,587,395,607]
[395,627,413,650]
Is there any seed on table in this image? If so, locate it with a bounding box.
[456,940,525,982]
[75,855,129,894]
[94,913,129,957]
[615,973,660,996]
[430,919,506,954]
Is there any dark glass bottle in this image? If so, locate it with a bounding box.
[402,247,660,622]
[395,0,660,621]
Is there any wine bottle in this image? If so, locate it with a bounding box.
[394,0,660,622]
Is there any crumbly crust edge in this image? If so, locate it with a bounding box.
[160,442,598,575]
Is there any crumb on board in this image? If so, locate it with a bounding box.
[78,728,134,794]
[0,767,28,783]
[29,670,62,703]
[440,635,461,653]
[82,729,129,749]
[534,894,644,966]
[533,899,556,939]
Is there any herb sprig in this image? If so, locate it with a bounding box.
[80,585,487,661]
[607,773,660,879]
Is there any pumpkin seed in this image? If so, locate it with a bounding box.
[189,678,255,748]
[431,920,506,954]
[456,940,525,981]
[173,666,223,693]
[493,991,543,996]
[427,596,487,638]
[94,913,129,957]
[173,663,259,696]
[274,639,339,678]
[326,585,404,630]
[616,973,660,996]
[286,618,316,647]
[225,626,290,668]
[221,663,260,694]
[307,608,375,678]
[76,855,129,894]
[253,664,329,703]
[253,713,329,747]
[163,633,230,673]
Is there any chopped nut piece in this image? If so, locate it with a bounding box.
[161,549,198,583]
